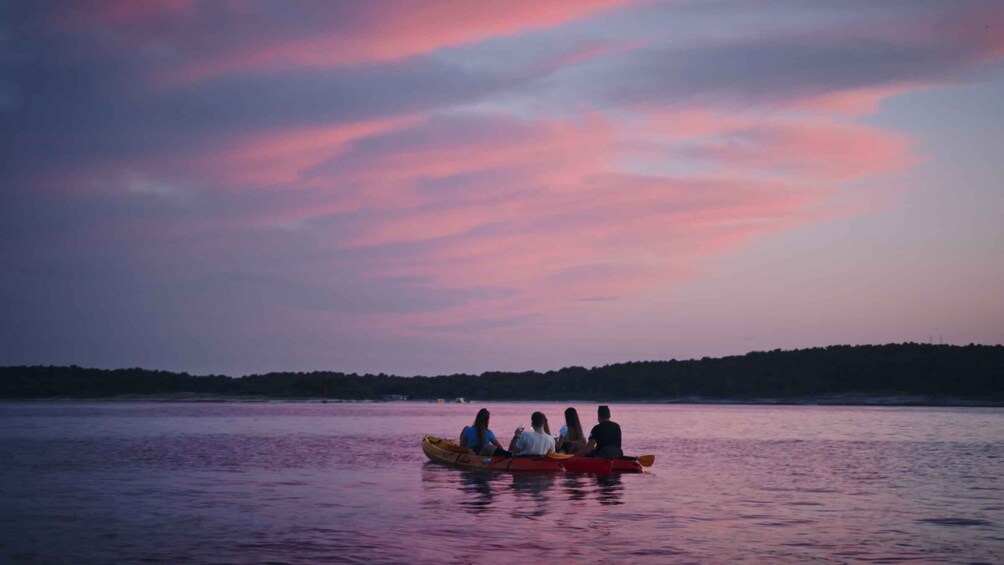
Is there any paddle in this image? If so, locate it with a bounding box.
[635,454,655,467]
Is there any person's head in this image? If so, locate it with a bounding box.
[474,409,490,445]
[565,407,583,439]
[474,408,490,429]
[598,405,611,422]
[531,411,546,430]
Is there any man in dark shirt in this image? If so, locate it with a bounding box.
[586,405,622,459]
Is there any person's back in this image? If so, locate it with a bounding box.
[461,425,497,452]
[460,408,507,456]
[515,428,555,455]
[558,407,590,455]
[510,411,556,456]
[587,405,623,459]
[590,419,621,451]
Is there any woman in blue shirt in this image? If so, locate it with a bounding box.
[460,408,508,456]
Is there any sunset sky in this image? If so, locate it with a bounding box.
[2,0,1002,376]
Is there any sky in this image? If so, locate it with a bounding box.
[1,0,1003,376]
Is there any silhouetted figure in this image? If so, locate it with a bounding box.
[557,407,590,455]
[586,405,622,459]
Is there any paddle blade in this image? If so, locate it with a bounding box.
[546,453,574,460]
[636,454,655,467]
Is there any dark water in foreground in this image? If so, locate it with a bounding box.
[0,402,1001,564]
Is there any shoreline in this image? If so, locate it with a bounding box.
[2,394,1001,407]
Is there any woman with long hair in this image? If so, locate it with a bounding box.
[557,407,589,455]
[459,408,506,456]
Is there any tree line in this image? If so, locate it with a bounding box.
[1,343,1001,401]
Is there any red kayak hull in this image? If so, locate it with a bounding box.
[610,458,644,473]
[559,457,613,474]
[559,457,644,473]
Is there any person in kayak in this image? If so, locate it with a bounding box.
[508,411,556,456]
[460,408,508,456]
[557,407,589,455]
[585,405,623,459]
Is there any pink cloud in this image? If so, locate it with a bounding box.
[182,0,630,81]
[8,0,1004,374]
[913,2,1004,61]
[796,84,924,116]
[261,108,912,333]
[535,39,646,74]
[633,108,755,140]
[189,116,421,189]
[50,0,632,85]
[92,106,911,334]
[684,118,915,181]
[20,100,918,340]
[17,2,941,343]
[307,114,616,211]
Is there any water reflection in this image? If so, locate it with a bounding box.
[595,474,624,506]
[421,462,625,515]
[510,474,556,519]
[459,470,493,514]
[561,474,589,502]
[557,474,625,505]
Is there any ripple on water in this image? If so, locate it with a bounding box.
[916,517,995,527]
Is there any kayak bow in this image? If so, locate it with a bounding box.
[422,435,565,472]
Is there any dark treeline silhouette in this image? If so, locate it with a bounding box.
[1,344,1002,402]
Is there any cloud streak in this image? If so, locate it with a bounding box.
[2,0,1002,374]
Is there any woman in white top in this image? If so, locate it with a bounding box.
[557,407,590,455]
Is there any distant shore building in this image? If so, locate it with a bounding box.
[382,394,408,401]
[454,397,466,403]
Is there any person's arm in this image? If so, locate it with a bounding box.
[489,430,503,450]
[508,426,524,453]
[585,438,597,451]
[459,427,468,447]
[547,437,556,455]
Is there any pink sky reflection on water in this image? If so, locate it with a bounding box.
[1,402,1001,562]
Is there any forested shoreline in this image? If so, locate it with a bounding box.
[1,344,1002,403]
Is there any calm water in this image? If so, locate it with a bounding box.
[0,402,1001,564]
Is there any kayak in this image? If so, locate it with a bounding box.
[422,435,565,472]
[559,456,644,473]
[422,435,652,473]
[610,458,645,473]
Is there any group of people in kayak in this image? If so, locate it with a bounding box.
[459,405,623,459]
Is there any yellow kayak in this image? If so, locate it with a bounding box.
[421,435,566,472]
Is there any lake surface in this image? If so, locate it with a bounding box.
[0,402,1001,564]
